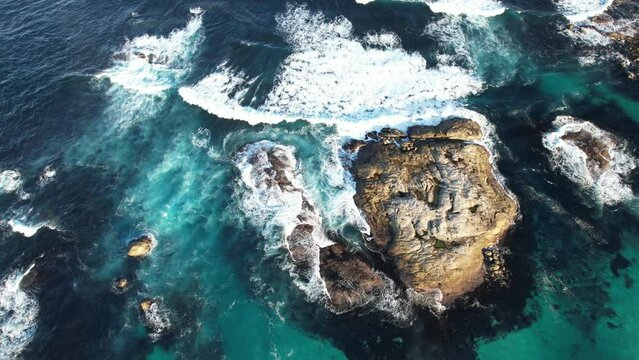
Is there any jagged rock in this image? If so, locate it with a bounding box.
[542,116,636,205]
[483,247,509,285]
[351,121,518,304]
[561,130,612,170]
[408,118,483,141]
[237,141,406,316]
[400,141,416,152]
[343,139,367,154]
[127,235,154,257]
[319,243,387,314]
[379,128,406,139]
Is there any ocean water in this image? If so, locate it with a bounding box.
[0,0,638,359]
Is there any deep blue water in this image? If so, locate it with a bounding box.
[1,0,639,359]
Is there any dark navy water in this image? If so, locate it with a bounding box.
[1,0,639,359]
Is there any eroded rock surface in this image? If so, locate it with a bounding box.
[351,120,518,304]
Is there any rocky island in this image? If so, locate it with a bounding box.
[350,119,519,306]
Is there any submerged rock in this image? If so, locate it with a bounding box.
[127,235,154,257]
[351,121,518,305]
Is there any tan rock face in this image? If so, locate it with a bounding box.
[127,235,154,257]
[351,121,518,303]
[140,299,154,312]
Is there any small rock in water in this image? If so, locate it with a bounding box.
[115,277,129,290]
[127,235,154,257]
[140,298,154,312]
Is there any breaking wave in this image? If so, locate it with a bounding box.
[234,141,331,301]
[7,218,53,238]
[0,264,38,359]
[555,0,614,22]
[355,0,505,17]
[542,116,636,205]
[0,170,23,194]
[179,5,484,138]
[424,14,524,86]
[98,13,204,94]
[140,300,172,342]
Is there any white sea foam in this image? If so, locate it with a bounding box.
[316,135,370,235]
[424,14,523,86]
[179,5,484,138]
[0,264,38,359]
[555,0,614,22]
[189,7,204,15]
[542,116,637,205]
[191,127,211,149]
[37,166,56,187]
[141,301,172,341]
[8,219,51,238]
[235,141,331,301]
[354,0,505,17]
[5,207,56,238]
[98,14,204,94]
[0,170,23,194]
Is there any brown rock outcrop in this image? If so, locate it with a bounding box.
[351,120,518,304]
[319,243,389,314]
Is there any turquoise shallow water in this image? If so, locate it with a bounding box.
[1,0,638,359]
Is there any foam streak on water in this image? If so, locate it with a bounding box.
[0,264,38,359]
[179,5,484,138]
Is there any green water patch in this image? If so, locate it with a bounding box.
[477,226,639,360]
[538,71,639,124]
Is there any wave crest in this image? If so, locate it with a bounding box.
[180,5,483,137]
